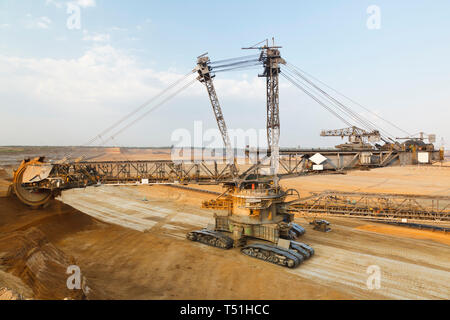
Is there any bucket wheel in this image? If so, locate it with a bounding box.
[11,158,52,208]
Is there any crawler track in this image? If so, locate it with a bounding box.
[290,241,315,258]
[186,229,234,249]
[240,243,304,268]
[291,223,306,236]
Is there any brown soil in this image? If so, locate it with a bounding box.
[0,272,33,299]
[0,227,90,300]
[0,168,12,197]
[0,198,104,299]
[281,165,450,196]
[0,287,24,300]
[0,148,449,300]
[59,184,450,299]
[0,169,9,179]
[0,196,349,300]
[356,224,450,246]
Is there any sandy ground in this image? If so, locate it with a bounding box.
[174,163,450,198]
[1,185,449,299]
[282,165,450,197]
[0,147,449,299]
[56,184,450,300]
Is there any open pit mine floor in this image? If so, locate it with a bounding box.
[0,152,449,300]
[0,183,448,299]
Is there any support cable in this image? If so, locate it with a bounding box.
[285,61,412,137]
[283,65,390,136]
[280,72,354,127]
[61,73,197,162]
[282,69,361,128]
[212,58,261,71]
[210,54,259,65]
[214,62,263,73]
[282,66,395,142]
[106,77,197,143]
[83,70,195,147]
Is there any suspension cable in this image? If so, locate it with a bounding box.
[211,58,262,71]
[61,72,196,162]
[210,54,259,65]
[282,69,359,128]
[83,70,195,147]
[280,71,354,127]
[284,65,386,134]
[105,77,197,143]
[214,62,263,73]
[282,66,396,142]
[283,66,388,135]
[285,61,412,137]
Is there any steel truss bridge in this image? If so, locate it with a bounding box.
[27,146,441,192]
[290,190,450,222]
[28,155,308,191]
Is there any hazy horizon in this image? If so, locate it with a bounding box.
[1,1,449,149]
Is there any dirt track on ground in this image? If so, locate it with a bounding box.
[0,147,449,299]
[3,189,449,299]
[57,184,449,299]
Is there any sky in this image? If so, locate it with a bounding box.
[0,0,449,149]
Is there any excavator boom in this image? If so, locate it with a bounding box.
[195,56,233,164]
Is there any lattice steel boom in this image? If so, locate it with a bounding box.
[195,55,234,167]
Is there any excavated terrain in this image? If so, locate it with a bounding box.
[0,147,449,300]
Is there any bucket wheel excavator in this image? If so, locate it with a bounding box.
[186,40,314,268]
[10,40,315,268]
[11,157,53,208]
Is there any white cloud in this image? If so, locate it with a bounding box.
[24,15,52,29]
[74,0,96,8]
[82,30,111,42]
[110,26,128,32]
[135,18,151,31]
[46,0,96,9]
[0,24,10,29]
[0,45,268,145]
[45,0,63,8]
[1,45,199,106]
[37,16,52,29]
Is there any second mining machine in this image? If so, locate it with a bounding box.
[320,126,381,150]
